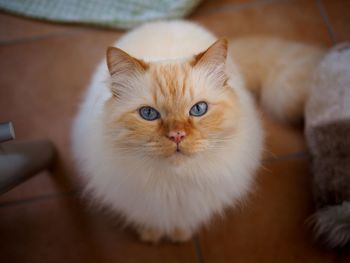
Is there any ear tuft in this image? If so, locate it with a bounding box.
[191,38,228,87]
[106,47,149,98]
[192,38,228,67]
[106,47,148,76]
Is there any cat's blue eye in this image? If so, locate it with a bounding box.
[190,101,208,117]
[139,106,160,121]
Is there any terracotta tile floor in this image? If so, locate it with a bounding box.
[0,0,349,262]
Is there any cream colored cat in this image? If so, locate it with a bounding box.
[72,20,324,243]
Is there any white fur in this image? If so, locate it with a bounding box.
[229,37,324,122]
[72,21,263,235]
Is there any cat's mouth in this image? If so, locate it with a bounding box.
[173,143,188,156]
[167,146,189,164]
[171,140,200,157]
[161,140,196,159]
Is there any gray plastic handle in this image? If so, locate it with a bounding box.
[0,122,15,143]
[0,139,55,194]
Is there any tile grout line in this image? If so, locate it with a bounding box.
[262,151,309,163]
[0,190,77,208]
[193,236,205,263]
[315,0,337,44]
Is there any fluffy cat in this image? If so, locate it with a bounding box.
[72,20,323,242]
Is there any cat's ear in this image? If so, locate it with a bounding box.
[107,47,148,76]
[106,47,148,97]
[192,38,228,69]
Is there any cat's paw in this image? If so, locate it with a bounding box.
[138,227,163,243]
[168,228,192,243]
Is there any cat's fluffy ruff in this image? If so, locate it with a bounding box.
[72,21,263,241]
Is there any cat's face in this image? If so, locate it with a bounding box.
[105,39,240,164]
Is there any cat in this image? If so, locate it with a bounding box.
[72,20,324,243]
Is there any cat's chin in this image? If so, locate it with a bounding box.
[165,151,192,165]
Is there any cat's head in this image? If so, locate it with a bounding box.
[104,39,240,164]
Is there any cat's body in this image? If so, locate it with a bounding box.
[72,21,323,242]
[229,37,324,122]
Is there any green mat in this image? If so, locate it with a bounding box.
[0,0,202,29]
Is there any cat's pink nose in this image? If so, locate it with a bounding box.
[168,130,186,144]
